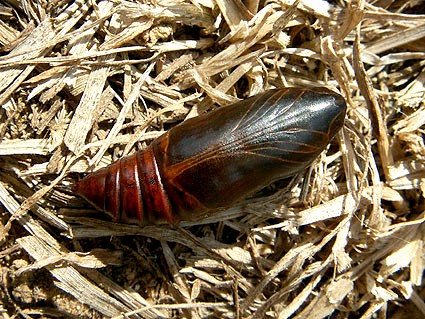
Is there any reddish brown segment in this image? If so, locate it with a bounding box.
[72,148,173,224]
[72,88,347,225]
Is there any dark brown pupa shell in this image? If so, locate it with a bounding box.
[72,88,347,224]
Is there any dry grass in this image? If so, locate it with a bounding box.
[0,0,425,318]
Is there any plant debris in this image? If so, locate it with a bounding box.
[0,0,424,318]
